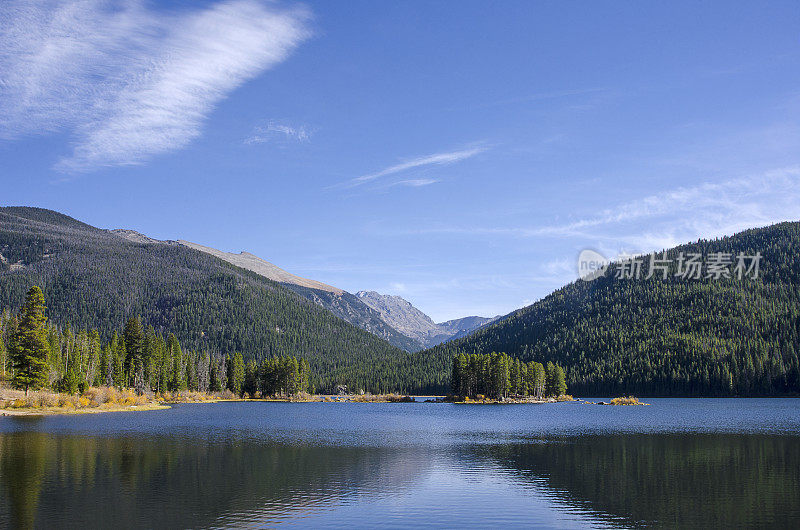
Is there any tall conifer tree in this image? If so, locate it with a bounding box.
[10,286,50,394]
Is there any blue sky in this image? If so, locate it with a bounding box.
[2,0,800,321]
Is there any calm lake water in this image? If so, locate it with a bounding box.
[1,399,799,529]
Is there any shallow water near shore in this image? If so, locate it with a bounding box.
[1,398,799,528]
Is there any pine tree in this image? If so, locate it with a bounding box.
[113,333,126,389]
[100,343,111,387]
[2,313,16,383]
[545,362,556,397]
[167,334,185,391]
[554,364,567,396]
[10,286,50,394]
[244,359,259,396]
[288,357,300,395]
[228,352,245,396]
[197,351,210,393]
[532,362,546,399]
[490,353,510,399]
[88,330,101,386]
[225,354,233,392]
[545,362,567,397]
[510,358,520,396]
[451,354,466,396]
[299,358,310,394]
[210,357,223,392]
[185,350,198,391]
[0,335,6,382]
[61,337,82,394]
[143,326,158,389]
[518,362,528,396]
[156,336,169,393]
[58,323,72,385]
[123,316,144,392]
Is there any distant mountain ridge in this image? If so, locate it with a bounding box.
[110,229,175,246]
[178,240,344,295]
[356,290,498,349]
[438,315,501,341]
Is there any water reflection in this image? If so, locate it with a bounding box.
[0,432,432,529]
[0,432,47,529]
[484,434,800,528]
[2,402,800,528]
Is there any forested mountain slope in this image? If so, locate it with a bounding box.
[0,207,412,392]
[110,229,489,352]
[423,222,800,396]
[105,230,422,351]
[180,243,487,352]
[174,240,421,351]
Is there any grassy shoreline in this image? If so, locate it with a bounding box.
[451,395,575,404]
[0,387,423,415]
[584,396,650,406]
[1,386,582,416]
[1,402,171,416]
[0,386,216,416]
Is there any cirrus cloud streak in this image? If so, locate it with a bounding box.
[0,0,311,172]
[334,145,488,189]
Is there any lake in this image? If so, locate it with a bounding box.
[1,399,799,528]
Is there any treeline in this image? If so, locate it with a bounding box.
[451,352,566,399]
[0,286,309,397]
[6,207,800,396]
[242,354,310,397]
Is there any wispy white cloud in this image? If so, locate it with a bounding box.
[336,145,487,189]
[389,282,407,293]
[245,120,312,144]
[382,166,800,252]
[388,178,439,188]
[531,166,800,247]
[0,0,311,172]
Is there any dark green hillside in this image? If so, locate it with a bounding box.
[423,222,800,396]
[4,208,798,396]
[0,207,409,392]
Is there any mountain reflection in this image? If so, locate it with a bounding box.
[2,410,800,528]
[483,433,800,528]
[0,432,431,529]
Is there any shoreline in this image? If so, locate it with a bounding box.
[1,395,575,415]
[0,392,423,415]
[0,392,674,416]
[450,394,575,404]
[1,402,171,416]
